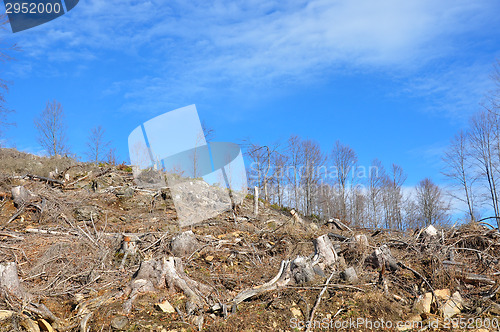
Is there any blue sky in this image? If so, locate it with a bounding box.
[1,0,500,192]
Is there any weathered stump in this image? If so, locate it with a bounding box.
[124,257,211,314]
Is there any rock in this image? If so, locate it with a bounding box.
[171,231,200,256]
[111,316,129,330]
[157,299,176,313]
[0,310,14,320]
[38,319,54,332]
[414,292,433,314]
[340,267,358,284]
[11,186,36,207]
[441,291,463,319]
[205,255,214,262]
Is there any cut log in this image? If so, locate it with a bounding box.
[328,233,349,242]
[25,174,63,186]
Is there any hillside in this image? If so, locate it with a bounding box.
[0,148,499,332]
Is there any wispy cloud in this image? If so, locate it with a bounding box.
[403,61,497,121]
[3,0,499,114]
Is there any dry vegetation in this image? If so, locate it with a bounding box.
[0,148,499,332]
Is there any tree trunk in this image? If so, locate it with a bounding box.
[0,262,27,300]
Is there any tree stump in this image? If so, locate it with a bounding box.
[366,245,399,272]
[0,262,27,301]
[123,257,211,314]
[312,234,338,274]
[11,186,35,207]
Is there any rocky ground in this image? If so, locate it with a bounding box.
[0,148,499,331]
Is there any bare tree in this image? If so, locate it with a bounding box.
[380,164,406,229]
[330,140,357,221]
[469,110,499,222]
[246,142,278,201]
[34,100,69,156]
[415,178,450,226]
[202,120,215,143]
[366,159,386,228]
[300,139,325,216]
[442,130,477,221]
[86,125,110,164]
[106,147,117,165]
[287,135,304,210]
[269,151,288,206]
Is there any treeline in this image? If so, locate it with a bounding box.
[244,136,450,230]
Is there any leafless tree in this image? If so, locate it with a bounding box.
[330,140,357,221]
[366,158,386,228]
[415,178,450,226]
[246,142,278,201]
[380,164,406,229]
[300,139,325,216]
[442,130,477,221]
[86,125,110,164]
[269,151,288,206]
[286,135,303,209]
[469,110,499,221]
[34,100,69,156]
[106,147,117,165]
[202,120,215,142]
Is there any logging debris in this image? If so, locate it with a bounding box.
[0,149,499,331]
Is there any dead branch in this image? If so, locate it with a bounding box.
[305,269,336,332]
[25,173,64,186]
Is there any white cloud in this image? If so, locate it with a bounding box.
[403,61,497,121]
[3,0,499,114]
